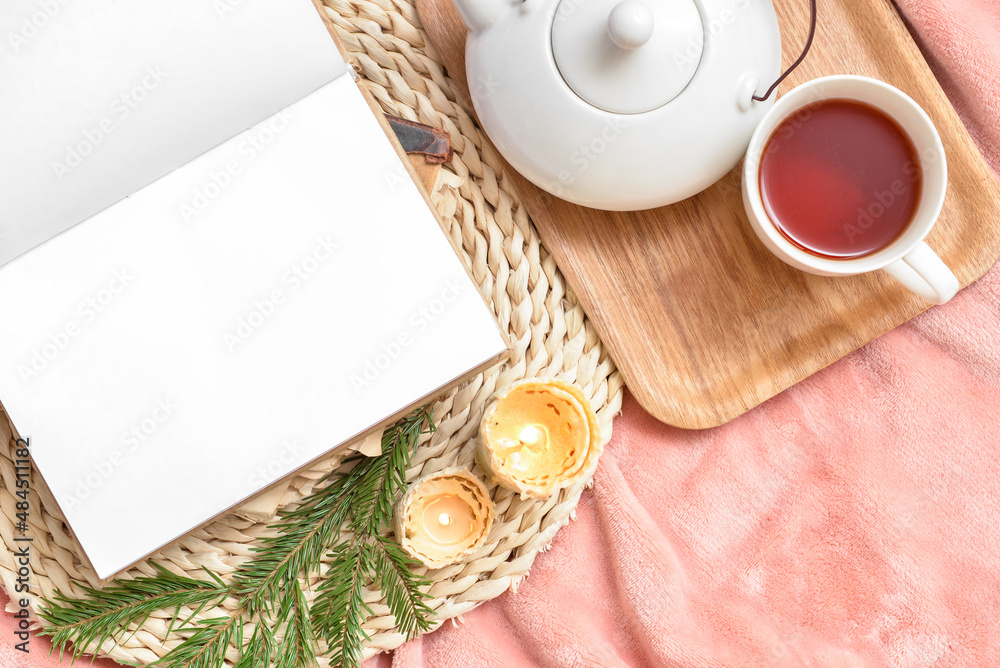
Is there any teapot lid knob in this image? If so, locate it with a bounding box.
[607,1,654,50]
[551,0,704,114]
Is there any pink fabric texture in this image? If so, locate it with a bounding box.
[4,1,1000,666]
[0,590,119,668]
[366,2,1000,666]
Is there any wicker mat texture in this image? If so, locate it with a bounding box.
[0,0,625,663]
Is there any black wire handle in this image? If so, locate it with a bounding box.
[752,0,819,102]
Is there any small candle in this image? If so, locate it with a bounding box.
[422,495,474,545]
[477,378,601,499]
[394,468,494,569]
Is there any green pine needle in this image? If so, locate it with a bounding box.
[350,411,428,537]
[36,408,436,668]
[37,565,229,661]
[312,412,436,664]
[272,587,317,668]
[232,624,275,668]
[154,615,242,668]
[311,539,374,668]
[231,468,358,616]
[372,535,435,638]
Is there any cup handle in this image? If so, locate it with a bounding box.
[883,242,960,305]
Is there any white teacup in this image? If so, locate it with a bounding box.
[742,75,959,305]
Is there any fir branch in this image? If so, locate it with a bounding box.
[36,407,436,668]
[314,410,436,661]
[372,535,435,638]
[153,615,242,668]
[232,407,432,616]
[232,624,275,668]
[231,468,359,615]
[311,539,373,668]
[351,412,429,537]
[37,565,229,662]
[273,586,316,668]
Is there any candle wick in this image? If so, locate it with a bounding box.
[519,425,542,446]
[438,513,452,526]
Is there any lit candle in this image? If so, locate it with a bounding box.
[477,378,601,499]
[394,468,494,569]
[422,494,474,545]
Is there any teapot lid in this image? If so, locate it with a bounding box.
[552,0,704,115]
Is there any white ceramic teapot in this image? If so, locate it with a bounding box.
[453,0,783,211]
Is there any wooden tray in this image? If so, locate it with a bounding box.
[415,0,1000,429]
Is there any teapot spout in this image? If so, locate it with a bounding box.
[452,0,504,32]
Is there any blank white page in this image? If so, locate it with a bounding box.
[0,0,346,266]
[0,75,506,578]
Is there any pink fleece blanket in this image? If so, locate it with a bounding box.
[5,1,1000,666]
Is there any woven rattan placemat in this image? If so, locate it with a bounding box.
[0,0,624,663]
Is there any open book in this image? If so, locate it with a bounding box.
[0,0,506,578]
